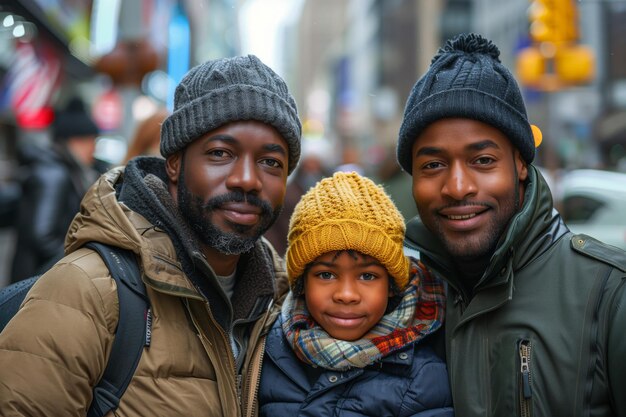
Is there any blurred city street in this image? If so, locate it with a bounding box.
[1,0,626,285]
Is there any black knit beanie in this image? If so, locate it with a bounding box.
[397,33,536,174]
[53,97,99,141]
[160,54,302,174]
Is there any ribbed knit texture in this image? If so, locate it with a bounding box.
[160,55,302,174]
[397,33,535,174]
[286,171,410,290]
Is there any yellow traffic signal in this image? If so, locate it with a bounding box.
[528,0,578,45]
[520,0,595,90]
[516,45,595,91]
[555,45,594,84]
[554,0,578,43]
[516,47,546,86]
[529,0,557,43]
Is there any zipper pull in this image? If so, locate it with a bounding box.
[145,307,152,347]
[519,341,532,399]
[454,292,463,306]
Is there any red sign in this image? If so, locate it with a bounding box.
[93,89,123,131]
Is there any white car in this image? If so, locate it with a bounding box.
[555,169,626,250]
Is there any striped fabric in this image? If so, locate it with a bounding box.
[281,260,445,371]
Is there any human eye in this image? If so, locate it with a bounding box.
[260,157,284,170]
[206,148,232,161]
[316,271,335,280]
[423,161,444,170]
[415,158,446,174]
[474,156,496,166]
[360,272,378,281]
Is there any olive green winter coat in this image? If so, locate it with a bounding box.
[404,165,626,417]
[0,161,287,417]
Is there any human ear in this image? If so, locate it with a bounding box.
[388,274,398,297]
[165,152,182,185]
[515,151,528,183]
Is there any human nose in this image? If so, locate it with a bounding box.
[441,162,477,200]
[226,155,262,194]
[332,279,361,304]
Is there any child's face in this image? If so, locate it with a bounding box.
[304,250,390,341]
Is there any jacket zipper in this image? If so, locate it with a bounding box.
[519,339,532,417]
[184,299,241,414]
[153,279,271,415]
[243,334,267,417]
[453,291,467,314]
[205,303,240,399]
[242,299,274,417]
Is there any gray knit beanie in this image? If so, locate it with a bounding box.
[160,55,302,174]
[397,33,536,174]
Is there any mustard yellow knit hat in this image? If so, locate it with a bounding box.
[286,171,410,291]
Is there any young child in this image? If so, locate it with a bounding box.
[259,171,453,417]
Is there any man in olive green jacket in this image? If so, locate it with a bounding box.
[397,33,626,417]
[0,55,301,417]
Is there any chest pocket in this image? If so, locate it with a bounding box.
[479,333,533,417]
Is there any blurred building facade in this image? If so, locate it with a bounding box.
[3,0,624,184]
[279,0,626,173]
[0,0,242,285]
[0,0,241,169]
[1,0,626,284]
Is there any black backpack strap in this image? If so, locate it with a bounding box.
[0,275,40,331]
[84,242,149,417]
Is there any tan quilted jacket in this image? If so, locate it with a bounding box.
[0,166,287,417]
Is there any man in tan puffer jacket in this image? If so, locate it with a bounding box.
[0,54,301,417]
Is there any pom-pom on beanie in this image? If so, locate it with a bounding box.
[160,54,302,174]
[397,33,540,174]
[286,171,410,292]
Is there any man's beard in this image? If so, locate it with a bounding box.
[430,199,514,261]
[425,170,521,262]
[177,164,282,255]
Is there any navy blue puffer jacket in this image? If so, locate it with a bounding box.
[259,317,454,417]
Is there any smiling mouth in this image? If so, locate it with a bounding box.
[222,210,259,225]
[326,314,366,327]
[447,213,477,220]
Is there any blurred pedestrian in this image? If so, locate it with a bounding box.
[123,107,169,164]
[335,145,364,175]
[264,138,330,255]
[10,97,99,283]
[0,181,20,229]
[397,32,626,417]
[374,145,418,222]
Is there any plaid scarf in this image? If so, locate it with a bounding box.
[281,261,445,371]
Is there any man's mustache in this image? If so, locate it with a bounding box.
[203,191,273,215]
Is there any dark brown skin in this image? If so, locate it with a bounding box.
[411,118,527,289]
[166,120,289,276]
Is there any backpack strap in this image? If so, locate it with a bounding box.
[0,275,40,331]
[84,242,149,417]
